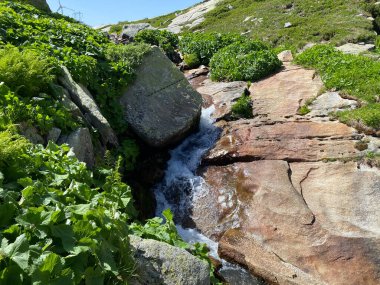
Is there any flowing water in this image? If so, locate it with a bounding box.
[154,107,266,285]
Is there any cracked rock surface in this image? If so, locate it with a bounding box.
[190,63,380,285]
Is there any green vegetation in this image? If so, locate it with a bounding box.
[0,1,151,132]
[134,29,179,61]
[0,2,220,284]
[0,46,55,97]
[295,45,380,129]
[179,32,245,66]
[231,93,253,119]
[0,137,218,284]
[210,40,282,81]
[109,11,180,34]
[195,0,374,49]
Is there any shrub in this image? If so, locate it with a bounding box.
[210,40,282,82]
[0,82,78,135]
[295,44,380,130]
[179,32,245,65]
[0,46,55,97]
[183,53,201,69]
[134,29,179,59]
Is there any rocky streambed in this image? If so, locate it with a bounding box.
[155,62,380,284]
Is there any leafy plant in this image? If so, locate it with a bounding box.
[0,142,137,284]
[0,46,55,98]
[130,209,221,285]
[210,40,282,81]
[231,93,253,119]
[183,53,201,69]
[134,29,179,60]
[0,82,78,135]
[295,44,380,129]
[179,32,245,65]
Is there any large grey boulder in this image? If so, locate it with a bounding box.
[58,128,95,168]
[129,235,210,285]
[120,47,202,147]
[121,23,155,39]
[59,67,118,147]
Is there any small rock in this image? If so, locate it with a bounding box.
[58,128,95,168]
[284,22,292,28]
[243,16,252,22]
[129,235,210,285]
[307,92,357,117]
[367,17,375,21]
[227,4,233,10]
[18,122,44,144]
[336,43,375,55]
[277,50,293,62]
[47,127,61,143]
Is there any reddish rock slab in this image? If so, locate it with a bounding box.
[249,64,323,122]
[196,79,248,120]
[204,121,362,164]
[191,160,380,285]
[289,162,380,238]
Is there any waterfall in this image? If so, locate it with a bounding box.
[153,106,265,285]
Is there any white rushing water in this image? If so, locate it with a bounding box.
[154,107,265,285]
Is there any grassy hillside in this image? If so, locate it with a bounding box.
[195,0,375,49]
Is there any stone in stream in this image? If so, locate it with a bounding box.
[186,63,380,284]
[128,235,210,285]
[204,120,362,164]
[120,47,202,148]
[196,79,248,121]
[194,160,380,285]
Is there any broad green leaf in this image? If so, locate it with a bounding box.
[39,253,62,274]
[50,225,75,253]
[3,234,30,271]
[0,202,18,227]
[85,267,104,285]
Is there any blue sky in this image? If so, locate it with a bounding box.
[46,0,201,27]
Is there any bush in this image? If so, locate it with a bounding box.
[134,29,179,59]
[0,46,55,97]
[295,44,380,129]
[179,32,245,65]
[210,40,282,82]
[183,53,201,69]
[0,82,78,135]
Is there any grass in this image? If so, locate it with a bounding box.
[231,93,253,119]
[109,10,184,34]
[295,44,380,130]
[194,0,375,49]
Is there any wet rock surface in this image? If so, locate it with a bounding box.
[186,63,380,284]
